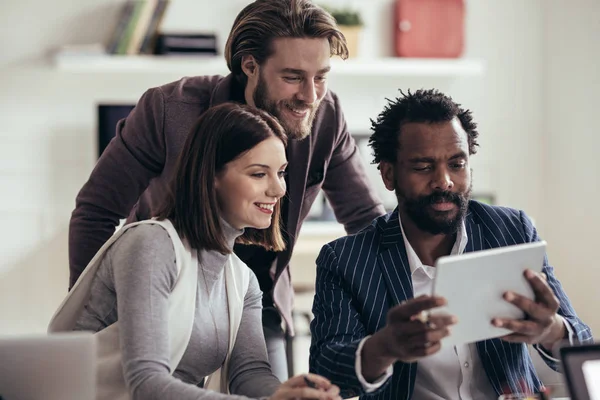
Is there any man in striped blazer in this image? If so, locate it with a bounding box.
[309,89,593,399]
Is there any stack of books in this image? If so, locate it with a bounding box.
[107,0,170,55]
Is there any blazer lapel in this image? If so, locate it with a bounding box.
[376,210,414,308]
[464,211,485,253]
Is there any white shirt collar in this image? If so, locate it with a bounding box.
[397,211,468,276]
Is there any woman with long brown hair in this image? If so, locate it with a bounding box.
[50,103,340,400]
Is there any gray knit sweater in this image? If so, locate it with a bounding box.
[74,221,281,400]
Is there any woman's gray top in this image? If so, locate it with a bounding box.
[74,220,281,400]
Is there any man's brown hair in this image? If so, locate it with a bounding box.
[225,0,349,84]
[155,102,287,254]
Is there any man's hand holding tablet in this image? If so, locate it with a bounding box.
[360,295,458,382]
[493,268,567,350]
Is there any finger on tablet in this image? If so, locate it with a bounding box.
[503,291,552,321]
[524,269,560,310]
[492,318,540,335]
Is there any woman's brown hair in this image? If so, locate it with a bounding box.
[155,102,288,254]
[225,0,349,84]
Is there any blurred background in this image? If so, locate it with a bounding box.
[0,0,598,391]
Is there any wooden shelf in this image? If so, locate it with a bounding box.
[54,52,485,77]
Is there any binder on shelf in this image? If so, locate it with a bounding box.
[154,33,218,55]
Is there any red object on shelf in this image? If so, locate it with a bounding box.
[394,0,465,58]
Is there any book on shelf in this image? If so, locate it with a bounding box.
[126,0,157,55]
[139,0,170,54]
[107,0,170,55]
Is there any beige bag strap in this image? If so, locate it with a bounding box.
[204,253,251,393]
[48,219,197,400]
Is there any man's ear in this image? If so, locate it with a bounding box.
[379,162,396,191]
[241,55,259,79]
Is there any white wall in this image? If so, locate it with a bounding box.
[0,0,579,343]
[542,0,600,336]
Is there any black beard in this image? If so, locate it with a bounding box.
[399,188,471,235]
[253,73,317,140]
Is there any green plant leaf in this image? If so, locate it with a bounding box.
[321,4,364,26]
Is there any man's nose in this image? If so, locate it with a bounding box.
[297,80,317,104]
[431,168,454,191]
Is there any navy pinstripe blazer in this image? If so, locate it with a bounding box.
[309,200,593,399]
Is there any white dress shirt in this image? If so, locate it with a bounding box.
[405,219,498,400]
[355,216,497,399]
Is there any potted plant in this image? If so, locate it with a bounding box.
[325,6,364,58]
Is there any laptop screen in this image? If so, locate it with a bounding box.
[583,359,600,400]
[560,344,600,400]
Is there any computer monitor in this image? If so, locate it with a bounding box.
[560,343,600,400]
[97,104,135,158]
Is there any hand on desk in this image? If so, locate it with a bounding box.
[493,269,566,349]
[269,373,341,400]
[361,295,458,382]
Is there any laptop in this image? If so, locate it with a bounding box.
[560,343,600,400]
[0,332,96,400]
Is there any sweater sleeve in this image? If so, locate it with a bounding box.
[110,224,262,400]
[228,273,281,397]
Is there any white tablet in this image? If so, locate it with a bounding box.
[431,241,547,346]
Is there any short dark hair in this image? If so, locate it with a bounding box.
[369,89,479,166]
[155,102,287,254]
[225,0,348,85]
